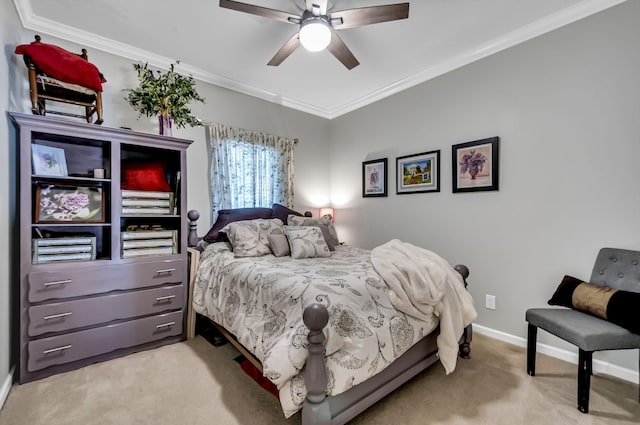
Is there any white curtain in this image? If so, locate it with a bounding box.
[206,123,295,217]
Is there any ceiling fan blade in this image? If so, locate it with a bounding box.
[327,28,359,70]
[331,3,409,30]
[219,0,298,25]
[305,0,328,15]
[267,33,301,67]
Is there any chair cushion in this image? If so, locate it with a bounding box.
[15,39,106,91]
[548,275,640,334]
[526,308,640,351]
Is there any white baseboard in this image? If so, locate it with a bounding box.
[0,368,14,411]
[473,324,639,385]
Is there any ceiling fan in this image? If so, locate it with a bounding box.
[219,0,410,70]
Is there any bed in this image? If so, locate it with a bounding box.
[187,207,476,425]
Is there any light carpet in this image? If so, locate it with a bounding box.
[0,333,638,425]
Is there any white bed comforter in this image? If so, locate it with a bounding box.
[193,242,475,418]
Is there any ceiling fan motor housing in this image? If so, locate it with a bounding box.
[299,10,332,52]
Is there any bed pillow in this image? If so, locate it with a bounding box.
[15,39,106,92]
[317,224,336,251]
[221,218,284,257]
[121,161,171,192]
[203,207,273,243]
[548,275,640,334]
[287,214,339,246]
[267,233,290,257]
[283,226,331,259]
[271,203,303,224]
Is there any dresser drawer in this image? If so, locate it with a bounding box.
[28,259,185,302]
[27,284,185,337]
[27,310,183,372]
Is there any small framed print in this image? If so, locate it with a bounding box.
[31,144,68,176]
[396,150,440,194]
[362,158,387,197]
[35,184,105,223]
[452,137,499,193]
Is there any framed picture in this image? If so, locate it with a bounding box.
[31,144,68,177]
[35,184,105,223]
[362,158,387,197]
[452,137,499,193]
[396,150,440,194]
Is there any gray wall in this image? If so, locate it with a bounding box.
[6,34,332,228]
[0,0,330,393]
[1,0,25,398]
[2,0,638,396]
[330,0,640,372]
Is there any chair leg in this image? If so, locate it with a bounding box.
[27,67,39,115]
[578,349,592,413]
[94,92,104,125]
[527,324,537,376]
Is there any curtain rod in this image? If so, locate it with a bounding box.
[193,118,299,143]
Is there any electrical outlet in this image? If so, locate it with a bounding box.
[485,295,496,310]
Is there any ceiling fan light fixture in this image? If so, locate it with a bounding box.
[299,18,331,52]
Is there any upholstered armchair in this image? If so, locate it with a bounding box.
[526,247,640,413]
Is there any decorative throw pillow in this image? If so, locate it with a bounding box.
[221,218,284,257]
[317,224,335,251]
[287,214,339,246]
[15,39,106,91]
[548,275,640,334]
[203,207,273,243]
[283,226,331,259]
[121,161,171,192]
[271,203,303,224]
[267,233,290,257]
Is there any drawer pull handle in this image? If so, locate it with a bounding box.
[43,279,72,287]
[155,295,176,302]
[155,268,176,275]
[43,344,72,355]
[155,321,175,329]
[43,312,73,320]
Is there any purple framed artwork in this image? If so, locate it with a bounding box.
[362,158,387,197]
[35,184,105,223]
[452,137,499,193]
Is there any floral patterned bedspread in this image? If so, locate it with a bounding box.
[192,243,440,418]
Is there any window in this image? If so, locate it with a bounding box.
[206,123,295,214]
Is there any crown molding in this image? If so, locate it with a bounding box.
[13,0,628,120]
[328,0,629,119]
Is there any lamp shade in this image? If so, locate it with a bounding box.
[319,207,334,222]
[299,18,331,52]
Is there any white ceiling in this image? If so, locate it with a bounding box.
[14,0,627,119]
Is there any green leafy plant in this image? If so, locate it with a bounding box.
[126,62,205,128]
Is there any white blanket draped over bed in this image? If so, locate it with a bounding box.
[193,242,476,418]
[370,239,478,373]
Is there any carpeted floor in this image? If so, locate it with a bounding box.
[0,333,638,425]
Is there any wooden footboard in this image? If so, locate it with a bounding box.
[301,264,473,425]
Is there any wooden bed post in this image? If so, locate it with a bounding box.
[187,210,200,248]
[302,303,332,425]
[454,264,473,359]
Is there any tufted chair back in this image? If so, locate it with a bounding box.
[589,247,640,293]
